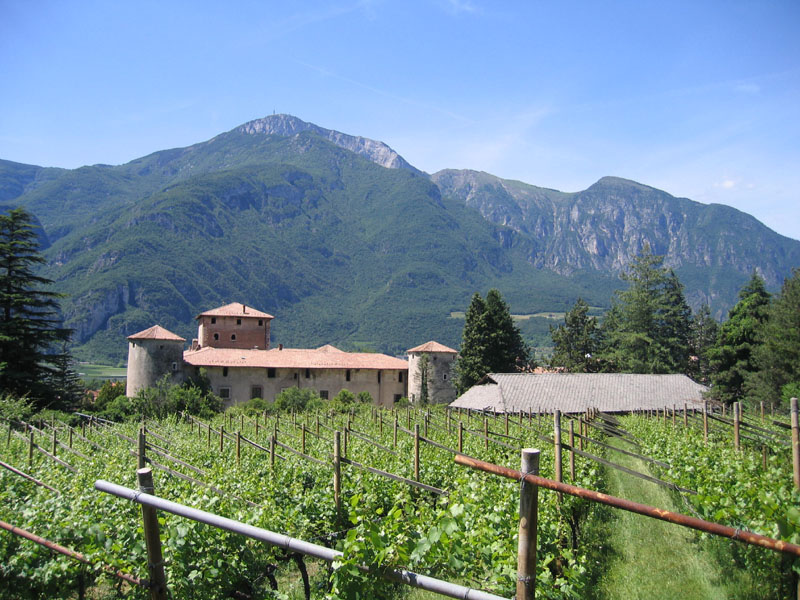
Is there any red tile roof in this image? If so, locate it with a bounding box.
[407,341,458,354]
[196,302,274,319]
[184,346,408,370]
[128,325,186,342]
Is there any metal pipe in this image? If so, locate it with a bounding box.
[454,454,800,557]
[94,479,508,600]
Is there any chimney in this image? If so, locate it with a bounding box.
[278,343,283,351]
[242,304,246,313]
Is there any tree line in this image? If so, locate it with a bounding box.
[547,244,799,409]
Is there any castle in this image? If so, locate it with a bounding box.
[126,302,458,406]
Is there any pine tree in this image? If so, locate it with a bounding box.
[687,304,718,385]
[745,268,800,408]
[0,207,72,407]
[550,298,601,372]
[454,289,530,394]
[708,272,771,404]
[599,245,692,373]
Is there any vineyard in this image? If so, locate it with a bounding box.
[0,402,797,599]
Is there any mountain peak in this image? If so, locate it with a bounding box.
[237,114,418,173]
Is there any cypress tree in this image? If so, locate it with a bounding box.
[454,289,530,394]
[687,304,718,385]
[0,207,73,407]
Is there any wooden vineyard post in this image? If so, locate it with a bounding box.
[52,429,57,457]
[414,424,420,481]
[517,448,540,600]
[734,402,740,451]
[568,419,575,482]
[28,428,34,466]
[240,414,244,431]
[236,431,241,467]
[380,411,384,435]
[683,403,688,429]
[343,427,348,458]
[333,431,342,518]
[505,412,509,436]
[81,420,86,438]
[424,414,428,438]
[68,427,73,449]
[269,434,275,467]
[407,406,411,429]
[206,423,211,449]
[138,427,146,469]
[301,426,306,454]
[703,402,709,444]
[792,398,800,491]
[484,416,489,451]
[316,414,321,437]
[578,417,584,451]
[458,421,464,454]
[760,401,765,422]
[672,405,676,427]
[553,410,562,493]
[393,413,398,448]
[137,468,168,600]
[219,425,224,453]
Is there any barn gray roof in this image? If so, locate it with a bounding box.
[449,373,708,414]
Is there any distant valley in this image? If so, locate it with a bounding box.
[1,114,798,363]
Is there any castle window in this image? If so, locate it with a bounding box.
[237,318,242,325]
[443,373,447,380]
[258,319,263,326]
[293,373,298,379]
[320,390,329,400]
[231,334,236,341]
[251,386,262,399]
[211,317,216,324]
[159,345,164,350]
[394,394,402,403]
[267,368,276,378]
[398,372,404,383]
[171,362,178,372]
[305,368,310,378]
[213,333,219,341]
[377,371,381,383]
[223,367,228,377]
[346,370,351,382]
[219,387,230,399]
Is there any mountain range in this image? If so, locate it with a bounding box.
[1,114,798,364]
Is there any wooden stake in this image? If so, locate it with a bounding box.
[516,448,539,600]
[28,428,34,466]
[554,411,562,492]
[138,428,146,470]
[414,424,420,481]
[733,401,740,451]
[791,398,799,491]
[236,431,241,467]
[393,414,398,448]
[703,402,708,444]
[219,425,224,453]
[333,431,341,517]
[137,468,168,600]
[484,416,489,451]
[569,419,575,482]
[458,421,464,454]
[270,434,275,468]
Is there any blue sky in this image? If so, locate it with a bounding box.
[2,0,799,240]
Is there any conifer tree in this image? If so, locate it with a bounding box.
[550,298,601,372]
[0,207,73,407]
[687,304,718,385]
[708,272,770,404]
[454,289,530,394]
[745,268,800,408]
[599,244,692,373]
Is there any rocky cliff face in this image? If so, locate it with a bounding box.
[239,114,419,172]
[432,170,800,293]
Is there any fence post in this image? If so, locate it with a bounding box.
[236,431,241,467]
[414,424,420,481]
[733,402,740,451]
[28,428,34,466]
[505,412,509,436]
[683,403,688,429]
[792,398,799,491]
[703,402,709,444]
[333,431,342,517]
[219,425,224,453]
[138,428,146,469]
[484,417,489,451]
[554,410,562,491]
[52,429,57,457]
[137,468,168,600]
[68,427,73,449]
[569,419,575,482]
[517,448,540,600]
[458,421,464,454]
[393,413,398,448]
[301,426,306,454]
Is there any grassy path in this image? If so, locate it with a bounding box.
[595,436,728,600]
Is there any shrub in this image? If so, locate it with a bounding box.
[273,387,322,413]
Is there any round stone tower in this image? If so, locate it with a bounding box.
[407,341,458,404]
[126,325,187,397]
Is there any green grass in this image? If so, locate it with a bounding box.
[596,437,729,600]
[76,363,127,380]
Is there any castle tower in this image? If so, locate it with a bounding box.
[196,302,274,350]
[407,341,458,404]
[126,325,186,397]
